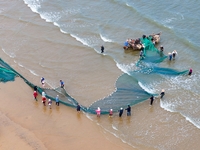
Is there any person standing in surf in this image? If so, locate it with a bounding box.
[77,103,81,112]
[60,80,64,88]
[160,89,165,99]
[96,107,101,117]
[188,68,193,76]
[33,90,38,101]
[41,77,45,87]
[125,105,131,116]
[101,45,104,53]
[109,109,113,117]
[48,99,52,109]
[150,95,155,105]
[118,108,123,117]
[56,95,60,106]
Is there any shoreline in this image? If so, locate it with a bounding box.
[0,77,134,150]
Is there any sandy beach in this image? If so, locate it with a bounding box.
[0,77,135,150]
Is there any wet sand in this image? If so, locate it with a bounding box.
[0,77,134,150]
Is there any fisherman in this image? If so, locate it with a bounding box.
[48,99,52,109]
[42,96,46,106]
[41,77,45,87]
[96,107,101,117]
[42,91,46,97]
[160,45,164,52]
[159,45,164,57]
[60,80,64,88]
[118,108,123,117]
[109,109,113,117]
[34,85,37,91]
[160,89,165,99]
[188,68,193,76]
[125,105,131,116]
[142,35,147,39]
[56,95,60,106]
[172,50,177,59]
[101,45,104,53]
[168,52,172,61]
[150,95,155,105]
[33,90,38,101]
[139,47,145,59]
[77,103,81,112]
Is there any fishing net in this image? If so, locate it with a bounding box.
[139,36,167,63]
[0,36,189,115]
[88,74,153,114]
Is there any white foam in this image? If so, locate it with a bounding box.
[138,81,155,94]
[23,0,41,13]
[112,124,118,131]
[40,12,61,23]
[71,34,90,46]
[116,63,136,75]
[60,28,68,34]
[100,34,113,42]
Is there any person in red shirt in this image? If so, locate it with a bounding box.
[42,96,46,106]
[33,91,38,101]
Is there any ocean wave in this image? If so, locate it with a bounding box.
[70,34,90,47]
[160,100,200,129]
[100,34,113,42]
[23,0,41,13]
[116,63,136,75]
[40,11,61,23]
[138,81,156,95]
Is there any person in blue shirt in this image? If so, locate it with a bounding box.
[41,77,45,87]
[60,80,64,88]
[56,95,59,106]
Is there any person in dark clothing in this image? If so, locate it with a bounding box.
[118,108,123,117]
[34,86,37,91]
[188,68,192,76]
[125,105,131,116]
[101,45,104,53]
[150,95,155,105]
[77,103,81,112]
[142,35,146,39]
[160,89,165,99]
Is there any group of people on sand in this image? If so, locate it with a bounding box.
[93,105,132,118]
[32,77,64,109]
[87,89,166,118]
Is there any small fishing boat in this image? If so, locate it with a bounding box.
[123,32,161,50]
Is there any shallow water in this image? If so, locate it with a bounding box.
[1,0,200,149]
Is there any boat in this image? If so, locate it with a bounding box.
[123,32,161,50]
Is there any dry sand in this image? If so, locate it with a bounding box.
[0,77,134,150]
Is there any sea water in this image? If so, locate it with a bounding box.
[1,0,200,149]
